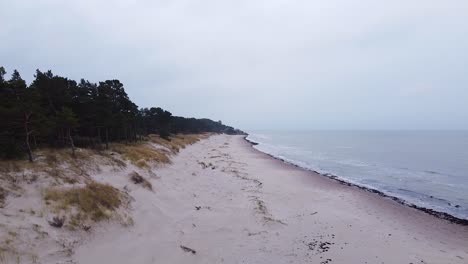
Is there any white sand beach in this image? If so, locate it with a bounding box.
[72,134,468,264]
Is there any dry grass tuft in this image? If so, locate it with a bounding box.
[43,148,99,179]
[42,147,91,166]
[0,231,21,264]
[94,151,127,168]
[111,143,171,168]
[43,182,122,221]
[0,134,207,184]
[129,171,152,190]
[0,148,98,185]
[149,134,208,154]
[0,187,5,208]
[0,161,24,174]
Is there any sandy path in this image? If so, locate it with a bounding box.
[73,135,468,264]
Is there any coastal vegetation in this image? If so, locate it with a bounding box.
[0,66,245,263]
[0,66,244,161]
[43,182,123,222]
[0,130,207,262]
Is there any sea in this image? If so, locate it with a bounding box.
[246,130,468,220]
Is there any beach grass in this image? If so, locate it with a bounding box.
[43,182,122,221]
[148,134,208,153]
[111,143,171,168]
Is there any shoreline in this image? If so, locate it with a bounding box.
[3,134,467,263]
[243,136,468,226]
[72,134,468,263]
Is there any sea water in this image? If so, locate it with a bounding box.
[246,130,468,219]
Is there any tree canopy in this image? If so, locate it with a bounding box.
[0,67,245,160]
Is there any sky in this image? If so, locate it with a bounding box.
[1,0,468,130]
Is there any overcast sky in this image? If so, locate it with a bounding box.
[1,0,467,130]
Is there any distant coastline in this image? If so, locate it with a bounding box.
[243,135,468,226]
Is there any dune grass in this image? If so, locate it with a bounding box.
[0,148,98,186]
[0,187,5,208]
[112,134,208,168]
[111,143,171,168]
[43,182,122,221]
[149,134,208,153]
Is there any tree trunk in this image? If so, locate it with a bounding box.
[58,128,65,147]
[32,135,37,148]
[105,128,109,149]
[97,127,102,144]
[68,128,76,157]
[24,113,33,162]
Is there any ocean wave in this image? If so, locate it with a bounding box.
[245,135,468,221]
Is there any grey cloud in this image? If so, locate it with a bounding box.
[1,0,467,130]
